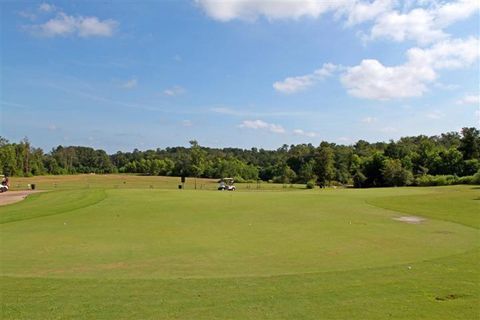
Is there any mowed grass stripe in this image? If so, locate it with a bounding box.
[0,189,107,224]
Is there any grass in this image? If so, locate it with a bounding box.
[1,175,479,319]
[8,174,305,191]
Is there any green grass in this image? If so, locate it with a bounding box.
[368,186,480,229]
[8,174,305,191]
[1,176,479,319]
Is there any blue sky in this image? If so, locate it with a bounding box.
[1,0,479,152]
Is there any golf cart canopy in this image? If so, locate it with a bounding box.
[218,178,234,183]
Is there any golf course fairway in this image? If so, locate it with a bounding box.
[1,179,478,319]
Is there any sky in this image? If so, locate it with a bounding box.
[0,0,479,153]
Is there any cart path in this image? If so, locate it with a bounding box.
[0,190,43,207]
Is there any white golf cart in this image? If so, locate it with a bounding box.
[218,178,236,191]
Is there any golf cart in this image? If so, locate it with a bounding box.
[218,178,236,191]
[0,175,9,193]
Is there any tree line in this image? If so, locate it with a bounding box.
[1,127,479,188]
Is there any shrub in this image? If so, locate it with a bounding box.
[472,170,480,185]
[457,176,473,184]
[306,180,316,189]
[413,174,480,186]
[415,175,454,186]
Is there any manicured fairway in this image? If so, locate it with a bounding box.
[1,176,479,319]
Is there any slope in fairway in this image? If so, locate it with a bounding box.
[1,184,479,319]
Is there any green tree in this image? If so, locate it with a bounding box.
[0,142,17,176]
[362,152,386,187]
[353,170,367,188]
[189,140,207,181]
[315,143,335,187]
[459,127,480,160]
[298,159,316,183]
[382,159,413,186]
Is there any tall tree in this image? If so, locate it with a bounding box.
[459,127,480,160]
[188,140,207,178]
[315,142,335,187]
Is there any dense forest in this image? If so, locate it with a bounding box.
[1,127,479,188]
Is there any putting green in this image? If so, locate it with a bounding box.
[1,187,477,279]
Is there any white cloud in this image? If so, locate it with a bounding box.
[18,11,37,20]
[164,86,186,96]
[39,3,56,13]
[361,116,377,123]
[341,37,479,100]
[26,12,118,38]
[196,0,342,21]
[368,8,447,45]
[197,0,479,47]
[343,0,395,26]
[77,16,117,37]
[273,63,337,94]
[293,129,317,137]
[456,94,480,105]
[435,0,480,27]
[367,1,480,45]
[272,35,478,100]
[407,37,480,69]
[239,120,285,133]
[341,59,435,100]
[121,79,138,89]
[273,74,315,94]
[196,0,394,24]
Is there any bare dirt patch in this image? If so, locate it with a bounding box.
[0,190,43,206]
[435,293,466,301]
[393,216,426,224]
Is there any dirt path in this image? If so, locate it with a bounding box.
[0,190,43,207]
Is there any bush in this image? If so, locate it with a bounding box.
[413,174,480,186]
[306,180,316,189]
[457,176,473,184]
[414,175,455,186]
[472,170,480,184]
